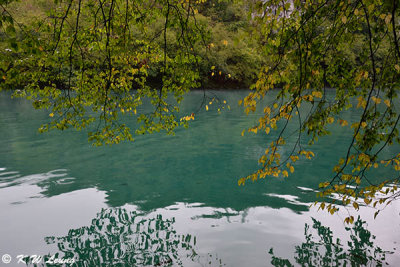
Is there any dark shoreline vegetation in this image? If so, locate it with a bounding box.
[0,0,264,90]
[0,0,394,92]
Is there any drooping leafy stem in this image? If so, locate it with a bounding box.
[0,0,210,145]
[240,0,400,222]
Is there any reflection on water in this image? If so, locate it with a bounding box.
[0,90,322,212]
[269,217,392,266]
[41,207,225,267]
[0,168,73,190]
[0,91,400,266]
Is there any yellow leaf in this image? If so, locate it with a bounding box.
[351,122,359,129]
[312,91,322,98]
[361,122,367,128]
[273,103,278,109]
[241,129,245,136]
[265,127,270,134]
[373,163,378,168]
[282,170,289,177]
[384,99,391,107]
[353,202,359,210]
[341,16,347,23]
[338,184,346,190]
[368,4,375,12]
[290,155,299,162]
[311,69,320,76]
[357,96,366,108]
[327,117,334,124]
[385,14,392,25]
[211,66,215,70]
[319,182,329,188]
[264,107,271,114]
[49,113,54,117]
[290,166,294,173]
[371,96,381,104]
[339,119,348,126]
[205,105,209,111]
[211,72,214,76]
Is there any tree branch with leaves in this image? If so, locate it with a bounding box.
[240,0,400,222]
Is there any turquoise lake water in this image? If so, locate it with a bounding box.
[0,90,399,266]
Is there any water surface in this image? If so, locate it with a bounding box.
[0,90,399,266]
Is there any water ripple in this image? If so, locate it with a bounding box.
[0,168,74,189]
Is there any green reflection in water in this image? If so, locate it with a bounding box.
[269,217,393,266]
[0,91,399,266]
[40,208,225,267]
